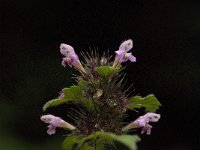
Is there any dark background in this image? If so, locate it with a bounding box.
[0,0,200,150]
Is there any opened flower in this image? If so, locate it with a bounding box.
[122,112,160,135]
[41,114,76,135]
[60,43,86,73]
[113,39,136,68]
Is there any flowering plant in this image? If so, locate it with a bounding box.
[41,39,161,150]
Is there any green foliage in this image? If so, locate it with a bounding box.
[43,85,94,111]
[62,131,140,150]
[95,66,120,78]
[62,135,77,150]
[43,98,66,111]
[77,78,87,89]
[127,94,161,112]
[77,131,114,147]
[62,135,95,150]
[115,135,140,150]
[61,86,82,101]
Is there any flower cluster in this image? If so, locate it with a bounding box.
[41,39,161,150]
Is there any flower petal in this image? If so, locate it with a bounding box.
[66,57,73,67]
[47,125,56,135]
[144,112,161,122]
[135,116,147,127]
[119,39,133,52]
[146,125,152,135]
[115,49,125,55]
[60,43,75,56]
[128,54,136,62]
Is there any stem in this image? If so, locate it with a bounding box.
[91,96,98,112]
[89,79,98,112]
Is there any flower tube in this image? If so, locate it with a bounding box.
[122,112,160,135]
[41,114,76,135]
[60,43,86,73]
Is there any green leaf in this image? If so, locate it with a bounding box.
[62,135,78,150]
[77,78,87,89]
[43,98,66,111]
[63,85,94,110]
[96,66,120,78]
[82,145,95,150]
[76,131,113,149]
[62,135,95,150]
[43,85,94,111]
[62,86,83,101]
[127,94,161,112]
[76,131,140,150]
[115,135,140,150]
[96,143,104,150]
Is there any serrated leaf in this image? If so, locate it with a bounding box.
[62,135,95,150]
[43,98,66,111]
[62,86,82,101]
[77,131,114,149]
[77,78,87,89]
[115,135,140,150]
[62,85,94,110]
[95,66,120,78]
[43,85,94,111]
[76,131,140,150]
[62,135,78,150]
[96,143,104,150]
[127,94,161,112]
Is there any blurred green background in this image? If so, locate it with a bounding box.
[1,0,200,150]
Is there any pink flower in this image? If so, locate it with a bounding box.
[41,114,76,135]
[122,112,160,135]
[113,39,136,68]
[60,43,86,73]
[58,92,65,99]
